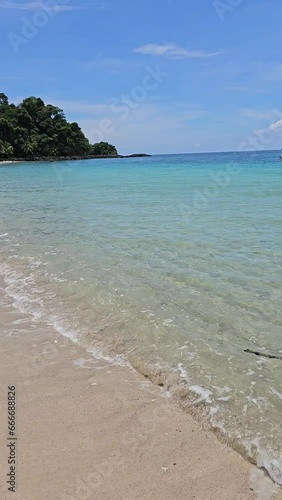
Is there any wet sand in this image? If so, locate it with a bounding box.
[0,277,280,500]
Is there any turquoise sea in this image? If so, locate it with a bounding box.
[0,151,281,483]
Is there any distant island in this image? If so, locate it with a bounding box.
[0,93,151,161]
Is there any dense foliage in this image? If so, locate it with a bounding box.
[0,93,117,159]
[90,141,118,156]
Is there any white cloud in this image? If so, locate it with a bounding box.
[241,108,279,121]
[133,43,224,60]
[254,118,282,140]
[38,96,207,153]
[269,119,282,131]
[241,109,282,145]
[51,98,206,121]
[0,1,86,11]
[75,101,207,154]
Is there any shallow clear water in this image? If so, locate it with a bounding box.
[0,151,282,482]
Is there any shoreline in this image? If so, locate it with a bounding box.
[0,160,25,165]
[0,154,151,165]
[0,275,280,499]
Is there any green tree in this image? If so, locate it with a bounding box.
[0,93,9,107]
[0,93,118,159]
[0,140,14,158]
[21,134,39,156]
[91,142,118,156]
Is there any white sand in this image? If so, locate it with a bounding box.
[0,160,22,165]
[0,278,281,500]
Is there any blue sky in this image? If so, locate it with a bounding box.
[1,0,282,154]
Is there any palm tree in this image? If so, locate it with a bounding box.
[0,140,14,158]
[21,135,38,157]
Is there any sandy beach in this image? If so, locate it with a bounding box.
[0,276,281,500]
[0,161,23,165]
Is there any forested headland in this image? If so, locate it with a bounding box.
[0,93,118,160]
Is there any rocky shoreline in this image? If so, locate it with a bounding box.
[0,153,151,163]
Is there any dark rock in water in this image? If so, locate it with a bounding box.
[244,349,282,360]
[124,153,151,158]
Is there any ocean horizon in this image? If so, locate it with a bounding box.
[0,150,281,484]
